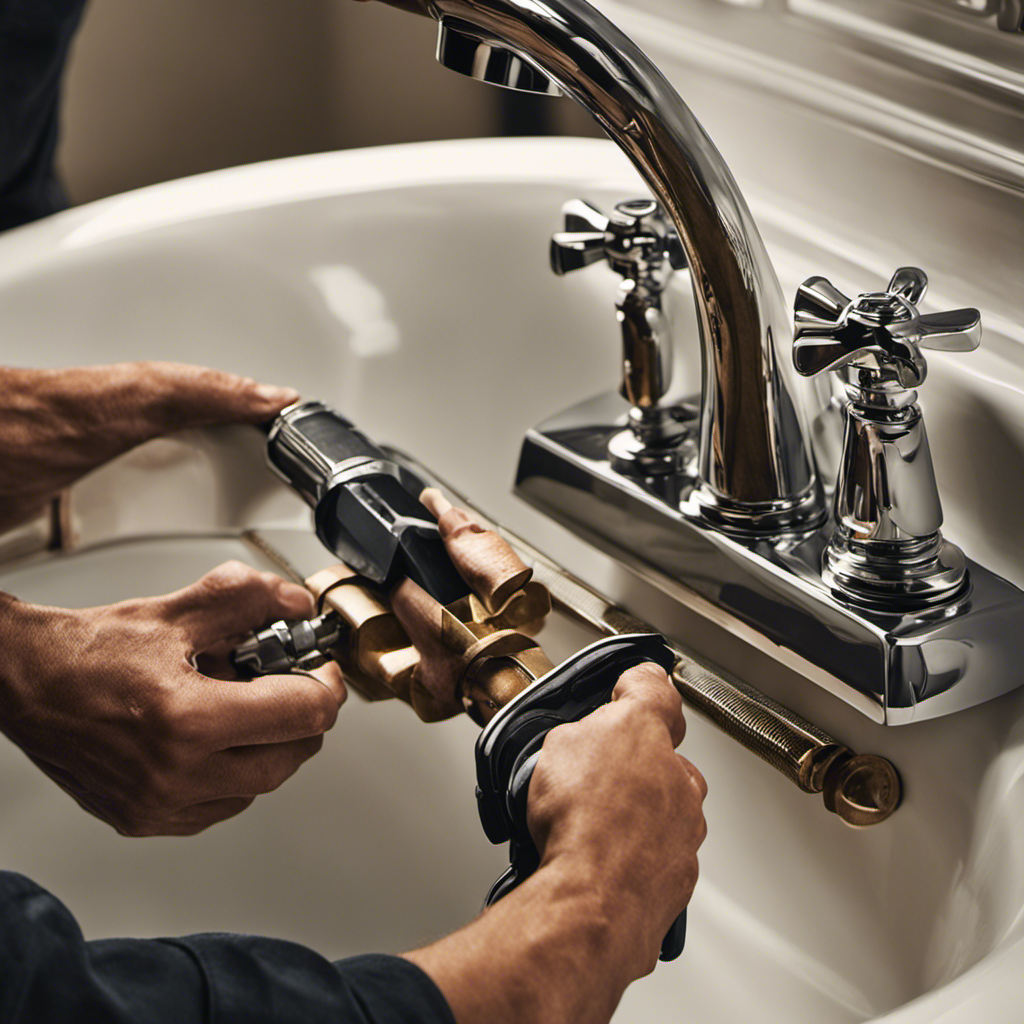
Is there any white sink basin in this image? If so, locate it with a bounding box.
[1,137,1022,1023]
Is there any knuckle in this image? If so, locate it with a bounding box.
[687,763,708,801]
[674,708,688,744]
[538,719,581,761]
[127,767,176,815]
[654,683,683,720]
[249,773,278,796]
[115,814,159,838]
[690,853,701,887]
[305,692,339,734]
[241,747,308,795]
[250,761,289,795]
[174,820,213,838]
[164,562,269,621]
[203,560,263,596]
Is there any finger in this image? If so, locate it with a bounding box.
[162,561,315,651]
[678,753,708,801]
[193,647,243,680]
[420,488,531,613]
[306,660,347,706]
[193,630,256,679]
[612,662,686,747]
[204,735,325,798]
[125,362,300,434]
[138,797,257,837]
[182,671,342,747]
[196,646,347,707]
[419,487,453,520]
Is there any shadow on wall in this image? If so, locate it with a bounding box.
[59,0,601,204]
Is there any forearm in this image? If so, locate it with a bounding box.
[404,853,656,1024]
[0,871,453,1024]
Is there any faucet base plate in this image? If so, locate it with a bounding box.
[515,390,1024,723]
[823,531,968,611]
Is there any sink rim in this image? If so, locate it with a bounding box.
[0,137,641,265]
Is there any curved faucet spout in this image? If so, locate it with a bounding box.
[431,0,823,529]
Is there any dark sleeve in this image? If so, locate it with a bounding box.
[0,872,456,1024]
[0,0,88,232]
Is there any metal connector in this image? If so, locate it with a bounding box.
[231,612,342,677]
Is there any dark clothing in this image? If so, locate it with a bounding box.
[0,871,456,1024]
[0,0,87,231]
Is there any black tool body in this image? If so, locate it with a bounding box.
[475,633,687,961]
[265,401,469,604]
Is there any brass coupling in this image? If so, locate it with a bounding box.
[306,564,553,725]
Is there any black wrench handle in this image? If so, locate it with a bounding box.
[475,634,688,961]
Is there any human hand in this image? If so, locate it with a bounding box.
[526,662,707,977]
[0,561,345,836]
[404,662,706,1023]
[0,362,299,534]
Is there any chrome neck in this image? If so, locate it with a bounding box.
[431,0,822,530]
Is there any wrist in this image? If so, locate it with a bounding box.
[537,845,664,978]
[405,848,660,1024]
[0,596,65,723]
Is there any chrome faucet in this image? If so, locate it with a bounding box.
[431,0,1024,724]
[433,0,824,532]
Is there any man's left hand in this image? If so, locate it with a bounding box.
[0,362,298,534]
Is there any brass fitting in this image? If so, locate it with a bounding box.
[305,564,552,725]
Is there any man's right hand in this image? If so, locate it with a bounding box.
[0,561,345,837]
[405,661,707,1024]
[527,661,707,973]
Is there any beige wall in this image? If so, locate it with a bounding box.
[58,0,598,204]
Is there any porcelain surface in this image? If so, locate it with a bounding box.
[0,139,1022,1022]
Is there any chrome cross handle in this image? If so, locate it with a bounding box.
[551,198,693,473]
[793,267,981,391]
[792,267,981,609]
[550,198,686,281]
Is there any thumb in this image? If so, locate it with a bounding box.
[161,561,315,653]
[612,661,687,748]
